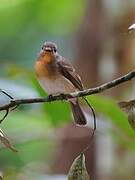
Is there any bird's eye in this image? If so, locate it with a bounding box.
[42,46,44,50]
[53,47,57,53]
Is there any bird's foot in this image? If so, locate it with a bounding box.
[47,93,68,102]
[48,94,54,101]
[60,93,68,100]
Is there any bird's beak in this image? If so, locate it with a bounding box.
[45,47,52,52]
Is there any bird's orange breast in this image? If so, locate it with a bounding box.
[35,60,49,77]
[35,53,56,78]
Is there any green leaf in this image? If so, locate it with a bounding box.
[87,95,135,138]
[86,95,135,151]
[0,110,53,168]
[43,101,71,126]
[0,0,86,36]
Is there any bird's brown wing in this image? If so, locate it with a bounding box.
[57,57,84,91]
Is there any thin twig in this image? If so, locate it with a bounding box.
[0,89,13,100]
[0,70,135,111]
[0,109,9,124]
[83,97,96,131]
[81,97,96,154]
[0,89,14,122]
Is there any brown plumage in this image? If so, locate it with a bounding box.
[35,42,87,125]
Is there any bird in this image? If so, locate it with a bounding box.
[35,41,87,125]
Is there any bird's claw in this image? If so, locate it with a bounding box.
[48,94,54,101]
[60,93,68,100]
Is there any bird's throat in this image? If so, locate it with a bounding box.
[35,54,56,78]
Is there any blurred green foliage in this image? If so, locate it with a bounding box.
[0,0,86,67]
[0,0,85,36]
[1,65,135,178]
[0,0,135,179]
[1,63,135,178]
[88,95,134,137]
[0,0,87,176]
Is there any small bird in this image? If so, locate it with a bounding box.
[35,42,87,125]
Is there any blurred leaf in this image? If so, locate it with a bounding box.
[0,0,87,69]
[0,139,54,169]
[37,0,86,34]
[0,0,32,37]
[68,153,89,180]
[1,110,51,136]
[86,95,135,151]
[0,129,17,153]
[0,0,86,36]
[118,100,135,131]
[30,73,47,97]
[87,95,135,137]
[3,168,18,180]
[0,110,54,169]
[43,101,71,126]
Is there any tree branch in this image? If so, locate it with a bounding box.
[0,70,135,111]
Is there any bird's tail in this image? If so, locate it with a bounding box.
[70,98,87,125]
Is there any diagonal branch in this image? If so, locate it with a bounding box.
[0,70,135,111]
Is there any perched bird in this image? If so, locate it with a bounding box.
[35,42,87,125]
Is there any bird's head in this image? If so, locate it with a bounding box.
[41,42,57,54]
